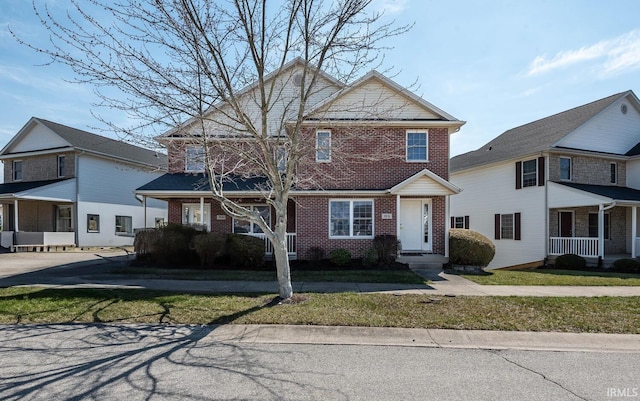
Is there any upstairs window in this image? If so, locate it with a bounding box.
[316,131,331,162]
[57,155,66,178]
[610,163,617,184]
[559,157,571,181]
[185,146,205,172]
[406,131,428,161]
[13,160,22,181]
[516,157,545,189]
[522,159,537,187]
[276,147,287,173]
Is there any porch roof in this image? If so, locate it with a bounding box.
[136,173,269,197]
[0,178,75,202]
[552,181,640,206]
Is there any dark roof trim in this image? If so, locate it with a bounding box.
[554,181,640,202]
[0,178,74,195]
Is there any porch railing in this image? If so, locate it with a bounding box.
[246,233,297,256]
[548,237,599,257]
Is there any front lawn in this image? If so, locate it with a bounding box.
[0,287,638,333]
[460,268,640,286]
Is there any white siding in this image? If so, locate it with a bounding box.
[316,80,440,120]
[77,155,164,205]
[627,159,640,189]
[556,97,640,154]
[11,123,70,153]
[450,162,547,269]
[394,176,456,196]
[77,201,167,247]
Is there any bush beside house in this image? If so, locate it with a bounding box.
[448,228,495,272]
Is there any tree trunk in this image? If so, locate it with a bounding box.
[272,204,293,299]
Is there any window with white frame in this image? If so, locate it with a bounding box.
[233,205,271,234]
[610,163,617,184]
[87,214,100,233]
[316,130,331,162]
[185,146,205,172]
[115,215,133,236]
[276,146,287,172]
[329,200,373,238]
[182,203,211,230]
[500,214,514,239]
[453,216,465,229]
[406,131,428,161]
[56,205,73,232]
[57,155,66,178]
[522,159,537,187]
[559,157,571,181]
[13,160,22,181]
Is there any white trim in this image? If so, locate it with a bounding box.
[185,145,206,173]
[12,160,23,181]
[559,156,572,181]
[389,168,462,195]
[315,130,332,162]
[232,204,271,234]
[328,199,374,239]
[57,155,66,178]
[0,147,75,160]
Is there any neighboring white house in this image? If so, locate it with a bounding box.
[450,90,640,269]
[0,117,167,250]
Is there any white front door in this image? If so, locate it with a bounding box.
[399,199,432,251]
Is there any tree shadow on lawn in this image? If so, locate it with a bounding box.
[0,290,332,401]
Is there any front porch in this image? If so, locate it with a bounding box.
[2,231,76,252]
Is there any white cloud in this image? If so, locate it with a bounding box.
[372,0,408,15]
[527,29,640,76]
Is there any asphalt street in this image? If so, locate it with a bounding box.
[1,324,638,401]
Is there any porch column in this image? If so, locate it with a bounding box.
[598,204,605,259]
[396,195,401,254]
[633,206,637,258]
[13,199,19,232]
[200,197,205,229]
[445,194,450,257]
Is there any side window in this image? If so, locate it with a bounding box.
[522,159,537,187]
[560,157,571,181]
[185,146,205,172]
[87,214,100,233]
[13,160,22,181]
[494,213,521,240]
[115,215,133,236]
[316,131,331,162]
[450,216,469,229]
[610,163,617,184]
[406,131,428,162]
[57,155,66,178]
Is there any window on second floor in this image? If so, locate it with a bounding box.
[516,157,545,189]
[522,159,537,187]
[406,131,428,162]
[57,155,66,178]
[12,160,22,181]
[185,146,205,172]
[610,162,617,184]
[559,157,571,181]
[316,131,331,162]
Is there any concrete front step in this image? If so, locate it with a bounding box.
[396,254,448,269]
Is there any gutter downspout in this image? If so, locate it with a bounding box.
[74,152,80,247]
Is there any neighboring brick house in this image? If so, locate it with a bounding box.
[0,117,167,250]
[136,59,465,262]
[450,90,640,269]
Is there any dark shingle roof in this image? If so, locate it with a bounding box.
[0,178,73,195]
[35,118,166,168]
[555,182,640,202]
[451,92,628,172]
[137,173,269,192]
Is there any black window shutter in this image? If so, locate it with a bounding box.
[515,162,522,189]
[494,214,501,240]
[464,216,470,229]
[450,216,455,227]
[514,212,521,240]
[538,157,545,186]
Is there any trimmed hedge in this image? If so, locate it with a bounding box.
[613,258,640,274]
[449,229,495,267]
[373,234,400,266]
[554,253,586,270]
[226,234,265,268]
[330,248,352,267]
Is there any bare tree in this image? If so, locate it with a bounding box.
[14,0,409,299]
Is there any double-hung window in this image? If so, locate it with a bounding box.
[522,159,537,187]
[13,160,22,181]
[233,205,271,234]
[494,212,521,240]
[57,155,66,178]
[316,131,331,162]
[329,200,373,238]
[406,131,428,162]
[185,146,205,172]
[559,157,571,181]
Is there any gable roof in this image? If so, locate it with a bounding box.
[451,91,632,172]
[1,117,167,169]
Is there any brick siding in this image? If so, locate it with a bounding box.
[4,152,75,183]
[548,154,626,185]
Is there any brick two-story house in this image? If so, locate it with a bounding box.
[0,117,167,250]
[136,60,465,262]
[450,90,640,269]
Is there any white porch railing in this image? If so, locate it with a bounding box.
[245,233,297,255]
[548,237,599,257]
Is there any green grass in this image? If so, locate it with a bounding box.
[460,268,640,286]
[0,287,638,333]
[112,267,426,284]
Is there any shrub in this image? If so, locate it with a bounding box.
[554,253,586,270]
[305,246,325,265]
[193,233,226,267]
[330,248,351,267]
[362,247,379,268]
[226,234,265,268]
[449,229,495,267]
[134,223,202,266]
[612,258,640,274]
[134,229,160,256]
[372,234,400,266]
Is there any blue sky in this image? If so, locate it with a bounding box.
[1,0,640,158]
